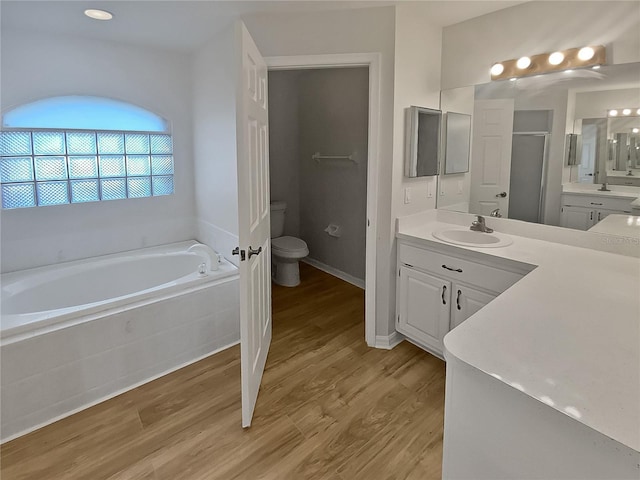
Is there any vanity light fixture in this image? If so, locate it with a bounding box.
[592,65,601,70]
[548,52,564,65]
[84,9,113,20]
[633,128,639,133]
[608,108,640,117]
[516,56,532,69]
[490,45,605,81]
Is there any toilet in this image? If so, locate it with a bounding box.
[270,201,309,287]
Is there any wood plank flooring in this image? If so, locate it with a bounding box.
[1,263,446,479]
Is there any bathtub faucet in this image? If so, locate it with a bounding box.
[187,244,220,272]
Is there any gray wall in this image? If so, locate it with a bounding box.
[269,67,368,281]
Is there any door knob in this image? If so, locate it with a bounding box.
[248,246,262,259]
[495,192,507,198]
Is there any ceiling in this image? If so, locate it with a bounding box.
[1,1,525,52]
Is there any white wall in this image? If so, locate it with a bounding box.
[192,23,240,266]
[442,1,640,90]
[0,29,195,273]
[244,7,398,335]
[438,86,475,212]
[573,88,640,119]
[389,4,443,333]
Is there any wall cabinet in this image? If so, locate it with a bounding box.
[396,241,528,359]
[560,194,633,231]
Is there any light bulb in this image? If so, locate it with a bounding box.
[609,110,618,116]
[623,109,631,115]
[490,63,504,76]
[548,52,564,65]
[84,9,113,20]
[516,57,531,69]
[578,47,595,61]
[637,109,640,115]
[633,128,639,133]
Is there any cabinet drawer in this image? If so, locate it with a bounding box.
[561,194,633,212]
[398,243,523,294]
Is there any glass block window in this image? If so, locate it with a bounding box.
[0,130,173,209]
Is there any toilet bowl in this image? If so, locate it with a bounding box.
[270,201,308,287]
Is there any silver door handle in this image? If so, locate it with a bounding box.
[496,192,507,198]
[248,246,262,259]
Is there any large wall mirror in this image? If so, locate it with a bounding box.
[437,62,640,231]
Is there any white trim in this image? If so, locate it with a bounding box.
[1,340,240,444]
[265,53,380,348]
[301,257,364,289]
[374,331,404,350]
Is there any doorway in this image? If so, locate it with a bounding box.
[266,54,380,347]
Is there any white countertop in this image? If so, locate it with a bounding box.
[562,184,640,200]
[397,218,640,453]
[589,214,640,237]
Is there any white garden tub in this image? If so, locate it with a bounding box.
[0,241,239,442]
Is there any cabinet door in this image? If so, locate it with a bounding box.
[450,284,497,330]
[397,266,451,354]
[560,206,594,230]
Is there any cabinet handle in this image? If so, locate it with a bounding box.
[590,202,603,206]
[442,264,463,273]
[442,285,447,305]
[590,211,593,220]
[598,212,601,221]
[456,290,462,311]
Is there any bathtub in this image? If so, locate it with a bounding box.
[0,241,239,442]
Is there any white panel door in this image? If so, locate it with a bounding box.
[236,22,271,428]
[450,284,496,330]
[469,99,514,216]
[397,266,451,355]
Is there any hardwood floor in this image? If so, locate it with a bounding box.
[1,263,446,479]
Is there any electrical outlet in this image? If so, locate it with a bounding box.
[404,187,411,204]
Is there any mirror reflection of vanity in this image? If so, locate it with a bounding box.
[436,62,640,234]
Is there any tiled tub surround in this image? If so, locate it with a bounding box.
[1,242,239,442]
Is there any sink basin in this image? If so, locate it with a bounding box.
[432,229,513,248]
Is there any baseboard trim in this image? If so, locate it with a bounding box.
[301,257,365,289]
[374,331,404,350]
[1,340,240,444]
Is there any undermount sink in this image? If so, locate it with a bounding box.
[432,228,513,248]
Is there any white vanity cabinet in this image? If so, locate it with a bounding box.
[396,240,528,358]
[560,193,634,230]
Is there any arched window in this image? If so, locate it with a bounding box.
[0,96,174,209]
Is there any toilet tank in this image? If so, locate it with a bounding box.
[270,201,287,238]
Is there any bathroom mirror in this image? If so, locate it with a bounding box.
[437,61,640,228]
[443,112,471,175]
[405,106,441,177]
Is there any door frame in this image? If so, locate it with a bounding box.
[264,53,380,347]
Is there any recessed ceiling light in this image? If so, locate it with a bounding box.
[548,52,564,65]
[609,110,618,116]
[84,9,113,20]
[490,63,504,76]
[516,57,531,69]
[623,109,631,115]
[578,47,595,61]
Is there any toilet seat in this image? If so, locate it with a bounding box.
[271,236,309,258]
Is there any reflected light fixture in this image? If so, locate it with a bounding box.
[490,63,505,76]
[84,9,113,20]
[592,65,601,70]
[548,52,564,65]
[490,45,605,81]
[608,108,640,117]
[633,128,639,133]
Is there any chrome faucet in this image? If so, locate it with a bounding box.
[598,182,610,192]
[490,208,502,218]
[470,215,494,233]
